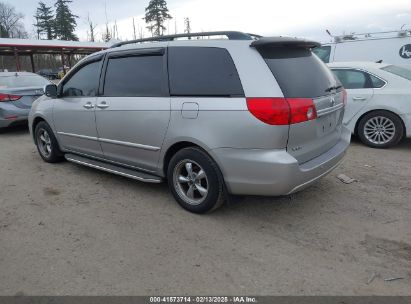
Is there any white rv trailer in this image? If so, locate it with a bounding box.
[313,29,411,68]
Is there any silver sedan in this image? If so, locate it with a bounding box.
[0,72,50,130]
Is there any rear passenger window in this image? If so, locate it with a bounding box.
[103,55,166,97]
[332,69,367,89]
[331,69,385,89]
[168,47,244,97]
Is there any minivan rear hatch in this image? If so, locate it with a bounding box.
[253,38,345,164]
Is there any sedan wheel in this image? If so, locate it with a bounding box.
[358,111,404,149]
[363,116,396,145]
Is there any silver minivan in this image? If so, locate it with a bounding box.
[29,32,351,213]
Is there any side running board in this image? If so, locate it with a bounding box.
[65,154,163,183]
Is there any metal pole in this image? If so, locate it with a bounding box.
[60,49,66,74]
[30,53,36,73]
[67,54,72,69]
[14,48,21,71]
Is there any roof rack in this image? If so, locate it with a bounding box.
[110,31,262,48]
[332,29,411,43]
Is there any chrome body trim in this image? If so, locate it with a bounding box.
[99,138,160,151]
[57,132,160,151]
[316,103,345,117]
[57,132,98,141]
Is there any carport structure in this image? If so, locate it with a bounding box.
[0,38,109,73]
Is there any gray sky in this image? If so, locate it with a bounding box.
[12,0,411,43]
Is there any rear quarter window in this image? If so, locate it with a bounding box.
[168,47,244,97]
[258,47,337,98]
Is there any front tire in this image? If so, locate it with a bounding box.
[358,111,404,149]
[34,121,64,163]
[167,147,226,214]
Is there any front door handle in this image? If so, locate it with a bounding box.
[83,102,94,109]
[353,97,366,101]
[96,101,109,109]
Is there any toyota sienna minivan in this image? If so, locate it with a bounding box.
[29,31,351,214]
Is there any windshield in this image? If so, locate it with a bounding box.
[0,75,50,89]
[381,65,411,81]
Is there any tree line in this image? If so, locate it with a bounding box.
[0,0,192,42]
[34,0,78,40]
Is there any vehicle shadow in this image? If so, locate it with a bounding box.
[350,134,411,149]
[0,124,30,136]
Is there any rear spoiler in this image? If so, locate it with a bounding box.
[251,37,321,49]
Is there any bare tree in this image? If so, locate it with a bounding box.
[0,2,27,38]
[114,20,119,40]
[132,17,136,40]
[102,2,111,42]
[86,13,97,42]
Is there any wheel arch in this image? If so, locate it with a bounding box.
[32,116,47,141]
[162,141,210,177]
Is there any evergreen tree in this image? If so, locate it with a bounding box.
[34,1,54,40]
[184,17,191,34]
[102,23,111,42]
[54,0,78,41]
[144,0,172,36]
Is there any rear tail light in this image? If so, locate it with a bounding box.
[246,98,290,125]
[246,97,317,125]
[287,98,317,124]
[0,93,22,102]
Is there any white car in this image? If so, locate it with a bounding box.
[328,62,411,148]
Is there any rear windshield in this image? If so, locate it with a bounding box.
[381,65,411,81]
[258,47,338,98]
[0,75,49,89]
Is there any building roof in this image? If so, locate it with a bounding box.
[0,38,110,55]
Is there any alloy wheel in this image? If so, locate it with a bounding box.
[37,129,52,157]
[364,116,396,145]
[173,159,209,206]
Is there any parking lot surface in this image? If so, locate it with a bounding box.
[0,126,410,295]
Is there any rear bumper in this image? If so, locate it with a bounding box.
[211,126,351,196]
[400,113,411,138]
[0,103,29,128]
[0,117,28,128]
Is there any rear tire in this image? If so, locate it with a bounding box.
[358,111,404,149]
[167,147,226,214]
[34,121,64,163]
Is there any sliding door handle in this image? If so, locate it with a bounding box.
[96,101,109,109]
[83,102,95,109]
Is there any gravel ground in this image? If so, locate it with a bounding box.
[0,125,410,296]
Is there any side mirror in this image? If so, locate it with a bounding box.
[44,84,58,98]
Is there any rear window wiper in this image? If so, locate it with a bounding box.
[325,85,343,92]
